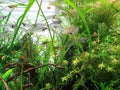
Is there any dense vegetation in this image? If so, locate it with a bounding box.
[0,0,120,90]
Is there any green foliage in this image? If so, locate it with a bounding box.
[1,0,120,90]
[10,0,35,47]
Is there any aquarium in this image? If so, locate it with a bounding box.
[0,0,120,90]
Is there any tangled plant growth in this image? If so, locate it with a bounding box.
[0,0,120,90]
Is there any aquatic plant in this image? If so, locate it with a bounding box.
[0,0,120,90]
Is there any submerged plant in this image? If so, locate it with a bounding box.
[1,0,120,90]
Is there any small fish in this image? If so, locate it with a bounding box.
[52,19,61,24]
[62,26,77,34]
[70,9,77,14]
[8,5,17,9]
[47,6,51,9]
[0,24,16,28]
[61,11,69,16]
[0,15,7,20]
[61,9,77,16]
[42,27,47,31]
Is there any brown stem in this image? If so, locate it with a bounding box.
[0,76,9,90]
[23,83,33,90]
[24,63,64,73]
[7,63,64,82]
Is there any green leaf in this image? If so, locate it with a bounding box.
[0,68,14,88]
[10,0,35,47]
[2,68,14,80]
